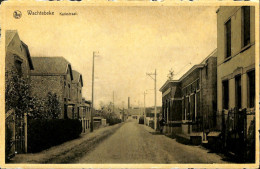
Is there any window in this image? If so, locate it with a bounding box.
[248,70,255,108]
[14,60,22,77]
[68,84,71,99]
[222,80,229,109]
[235,75,242,109]
[225,19,231,58]
[242,6,250,47]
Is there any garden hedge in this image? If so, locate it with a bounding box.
[27,119,82,153]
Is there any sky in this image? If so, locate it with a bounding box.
[4,5,218,109]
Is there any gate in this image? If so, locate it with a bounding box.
[15,113,25,154]
[223,108,247,160]
[5,109,16,160]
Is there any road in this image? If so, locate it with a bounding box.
[77,120,227,164]
[12,120,228,164]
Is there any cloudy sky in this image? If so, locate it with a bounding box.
[4,5,218,108]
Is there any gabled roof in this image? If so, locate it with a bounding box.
[6,30,34,70]
[72,70,83,87]
[5,30,17,47]
[31,57,73,80]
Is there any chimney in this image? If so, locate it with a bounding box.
[128,97,131,109]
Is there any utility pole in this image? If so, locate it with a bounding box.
[91,51,98,132]
[144,91,146,125]
[146,69,157,131]
[113,91,115,113]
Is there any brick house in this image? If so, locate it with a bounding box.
[160,49,217,143]
[30,57,74,119]
[71,70,83,119]
[216,6,255,156]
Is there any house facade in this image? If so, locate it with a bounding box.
[80,98,92,133]
[71,70,83,119]
[217,6,255,116]
[5,30,34,155]
[30,57,74,119]
[160,49,217,142]
[216,6,255,156]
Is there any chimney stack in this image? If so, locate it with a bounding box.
[128,97,131,109]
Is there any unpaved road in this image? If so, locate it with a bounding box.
[12,120,228,164]
[78,121,227,164]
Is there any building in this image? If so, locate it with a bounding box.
[216,6,255,157]
[80,98,92,133]
[71,70,83,119]
[160,49,217,143]
[30,57,74,119]
[5,30,34,78]
[5,30,34,155]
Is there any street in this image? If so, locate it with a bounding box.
[11,120,228,164]
[78,120,227,164]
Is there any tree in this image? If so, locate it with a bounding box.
[5,69,31,116]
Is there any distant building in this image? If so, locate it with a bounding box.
[30,57,74,119]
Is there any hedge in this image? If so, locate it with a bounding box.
[106,117,121,126]
[28,119,82,153]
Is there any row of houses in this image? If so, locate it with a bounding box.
[5,30,92,140]
[159,6,255,159]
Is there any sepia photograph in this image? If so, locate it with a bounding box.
[0,1,259,168]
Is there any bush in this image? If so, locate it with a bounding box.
[139,116,144,124]
[27,119,82,153]
[246,117,255,162]
[107,117,121,126]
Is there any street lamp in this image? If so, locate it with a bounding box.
[91,51,99,132]
[146,69,157,131]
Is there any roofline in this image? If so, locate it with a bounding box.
[159,80,180,92]
[159,48,217,92]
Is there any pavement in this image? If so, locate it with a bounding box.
[10,119,228,164]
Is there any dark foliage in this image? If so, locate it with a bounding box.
[139,116,144,124]
[106,117,121,126]
[27,119,82,153]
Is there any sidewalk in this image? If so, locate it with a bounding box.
[9,123,123,164]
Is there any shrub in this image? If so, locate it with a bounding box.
[27,119,82,153]
[107,117,121,126]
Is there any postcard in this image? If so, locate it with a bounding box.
[0,0,259,168]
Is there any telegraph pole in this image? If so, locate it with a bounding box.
[91,51,98,132]
[144,91,146,125]
[146,69,157,131]
[113,91,115,113]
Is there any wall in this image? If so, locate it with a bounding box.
[30,75,64,118]
[217,6,255,112]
